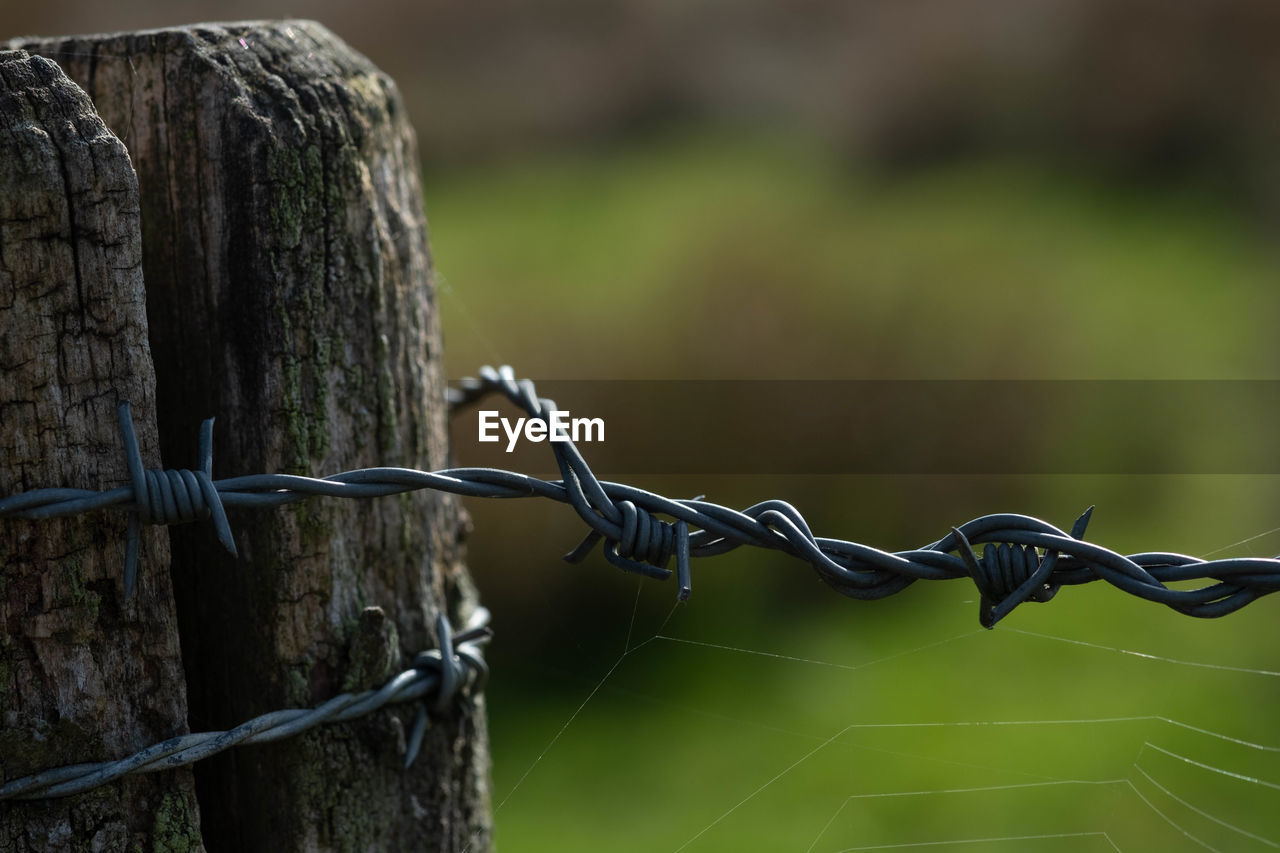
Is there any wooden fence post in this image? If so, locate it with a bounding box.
[4,21,490,852]
[0,49,204,850]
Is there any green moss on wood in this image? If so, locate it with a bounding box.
[65,553,101,623]
[264,137,336,477]
[266,143,322,250]
[310,335,331,460]
[150,789,201,853]
[284,654,314,706]
[286,729,386,853]
[342,606,399,692]
[0,717,105,780]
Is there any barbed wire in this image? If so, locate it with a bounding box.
[4,365,1280,628]
[6,364,1280,799]
[0,608,490,800]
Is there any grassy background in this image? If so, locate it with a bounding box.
[429,130,1280,382]
[427,129,1280,851]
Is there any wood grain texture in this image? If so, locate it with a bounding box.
[0,48,203,852]
[8,21,489,851]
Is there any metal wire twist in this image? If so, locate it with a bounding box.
[3,365,1280,625]
[953,507,1092,628]
[0,608,490,800]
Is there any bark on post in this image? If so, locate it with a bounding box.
[0,50,203,850]
[7,21,490,852]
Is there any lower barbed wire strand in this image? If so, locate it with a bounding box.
[2,367,1280,625]
[0,610,491,800]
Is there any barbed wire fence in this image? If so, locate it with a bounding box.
[3,363,1280,800]
[0,610,490,800]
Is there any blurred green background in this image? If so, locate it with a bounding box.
[11,2,1280,849]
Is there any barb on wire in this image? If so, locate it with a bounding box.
[0,608,490,800]
[4,366,1280,626]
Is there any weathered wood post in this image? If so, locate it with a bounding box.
[0,49,203,849]
[3,21,490,852]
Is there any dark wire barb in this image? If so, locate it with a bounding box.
[4,366,1280,625]
[0,608,490,800]
[952,507,1093,629]
[117,402,237,597]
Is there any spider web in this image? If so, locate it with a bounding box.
[468,473,1280,853]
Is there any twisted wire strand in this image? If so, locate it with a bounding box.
[0,608,490,800]
[3,366,1280,625]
